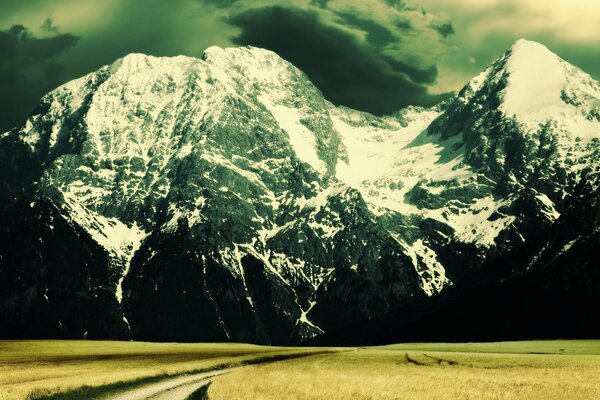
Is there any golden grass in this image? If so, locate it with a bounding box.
[209,345,600,400]
[380,340,600,355]
[3,340,599,400]
[0,340,300,400]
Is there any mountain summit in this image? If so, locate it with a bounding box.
[0,40,598,344]
[503,39,600,136]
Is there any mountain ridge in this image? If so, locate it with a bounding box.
[0,39,598,344]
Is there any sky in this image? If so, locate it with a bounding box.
[1,0,599,132]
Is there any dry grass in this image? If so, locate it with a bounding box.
[209,342,600,400]
[380,340,600,355]
[3,340,599,400]
[0,340,299,400]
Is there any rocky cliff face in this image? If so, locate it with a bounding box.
[1,40,598,344]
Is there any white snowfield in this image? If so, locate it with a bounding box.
[259,94,327,174]
[12,38,600,314]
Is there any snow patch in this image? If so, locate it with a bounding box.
[259,95,326,173]
[427,196,516,248]
[399,238,450,296]
[296,183,348,212]
[60,192,147,303]
[536,193,561,221]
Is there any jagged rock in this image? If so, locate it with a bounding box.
[0,40,598,344]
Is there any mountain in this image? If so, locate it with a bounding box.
[311,174,600,345]
[0,39,598,344]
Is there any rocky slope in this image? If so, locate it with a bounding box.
[0,39,598,344]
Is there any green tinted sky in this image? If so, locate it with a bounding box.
[1,0,599,131]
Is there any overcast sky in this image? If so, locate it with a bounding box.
[1,0,599,131]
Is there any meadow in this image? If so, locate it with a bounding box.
[1,340,599,400]
[0,340,311,400]
[209,340,600,400]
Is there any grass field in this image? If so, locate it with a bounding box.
[0,340,311,400]
[209,340,600,400]
[1,340,599,400]
[380,340,600,354]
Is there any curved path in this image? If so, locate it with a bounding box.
[106,368,239,400]
[101,351,333,400]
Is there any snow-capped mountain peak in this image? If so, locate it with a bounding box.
[202,45,294,80]
[501,39,600,139]
[503,39,566,116]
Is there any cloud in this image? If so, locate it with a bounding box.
[200,0,239,8]
[430,20,454,37]
[40,17,59,33]
[223,1,453,114]
[2,0,599,131]
[418,0,600,93]
[333,11,397,47]
[381,1,412,11]
[0,24,79,131]
[310,0,330,8]
[0,0,459,129]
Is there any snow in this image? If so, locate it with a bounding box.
[298,300,322,332]
[201,153,272,193]
[465,67,492,96]
[296,183,348,212]
[334,110,434,185]
[10,39,599,331]
[502,39,600,140]
[427,196,516,248]
[260,220,295,240]
[203,46,298,87]
[398,238,450,295]
[164,204,185,231]
[558,238,579,256]
[21,130,41,152]
[62,192,147,259]
[59,191,147,303]
[307,221,341,239]
[503,40,566,118]
[259,95,327,174]
[178,143,193,158]
[536,193,561,221]
[332,108,472,215]
[102,218,146,303]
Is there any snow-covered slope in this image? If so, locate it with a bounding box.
[502,39,600,140]
[0,39,598,344]
[421,39,599,252]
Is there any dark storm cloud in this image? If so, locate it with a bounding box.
[0,24,79,131]
[382,56,437,84]
[228,6,450,115]
[200,0,239,8]
[393,18,413,31]
[334,12,397,46]
[309,0,330,9]
[40,17,59,33]
[382,0,410,11]
[1,0,457,129]
[2,0,599,132]
[430,21,454,38]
